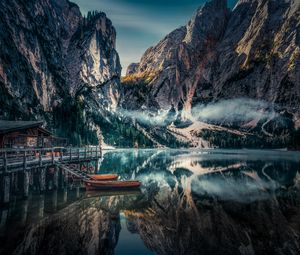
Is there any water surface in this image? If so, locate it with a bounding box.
[1,149,300,255]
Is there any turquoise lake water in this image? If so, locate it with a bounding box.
[1,149,300,255]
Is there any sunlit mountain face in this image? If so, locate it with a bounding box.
[2,149,299,255]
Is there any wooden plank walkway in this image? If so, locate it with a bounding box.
[56,163,92,180]
[0,146,101,173]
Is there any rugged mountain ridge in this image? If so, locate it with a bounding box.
[0,0,122,144]
[0,0,299,148]
[123,0,300,114]
[121,0,300,148]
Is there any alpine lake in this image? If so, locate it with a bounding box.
[1,149,300,255]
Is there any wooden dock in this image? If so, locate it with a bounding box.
[0,146,102,204]
[0,146,101,173]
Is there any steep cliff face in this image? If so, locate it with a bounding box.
[0,0,121,144]
[124,0,300,114]
[66,11,121,108]
[0,0,77,117]
[201,0,300,110]
[123,0,230,111]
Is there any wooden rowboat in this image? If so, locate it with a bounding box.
[87,174,118,181]
[84,180,141,191]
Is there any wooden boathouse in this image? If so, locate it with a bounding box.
[0,120,102,205]
[0,120,67,148]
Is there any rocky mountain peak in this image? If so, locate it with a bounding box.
[184,0,229,48]
[66,10,121,95]
[121,0,231,111]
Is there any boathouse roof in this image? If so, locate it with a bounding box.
[0,120,51,135]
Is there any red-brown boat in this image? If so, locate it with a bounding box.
[83,179,141,191]
[87,174,119,181]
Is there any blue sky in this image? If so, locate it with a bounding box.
[72,0,237,75]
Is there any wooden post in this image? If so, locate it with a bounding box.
[39,168,46,193]
[63,188,67,203]
[76,186,80,199]
[96,146,98,158]
[84,147,87,159]
[60,148,63,162]
[58,167,63,189]
[39,149,42,167]
[2,175,10,204]
[63,169,68,187]
[95,160,99,173]
[32,169,39,192]
[69,147,72,161]
[53,166,58,190]
[20,199,29,226]
[41,134,44,147]
[51,148,54,165]
[86,161,89,173]
[3,151,7,173]
[78,148,80,160]
[11,173,17,195]
[23,171,29,199]
[29,169,33,187]
[38,195,45,218]
[0,208,8,230]
[23,151,27,170]
[51,190,58,211]
[46,168,50,191]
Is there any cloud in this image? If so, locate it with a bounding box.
[120,108,170,126]
[119,98,276,127]
[191,98,275,123]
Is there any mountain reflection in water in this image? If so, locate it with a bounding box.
[1,149,300,255]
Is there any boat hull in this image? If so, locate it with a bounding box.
[87,174,118,181]
[84,180,141,191]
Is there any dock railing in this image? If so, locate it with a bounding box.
[0,146,102,172]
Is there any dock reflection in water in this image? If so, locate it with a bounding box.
[1,149,300,255]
